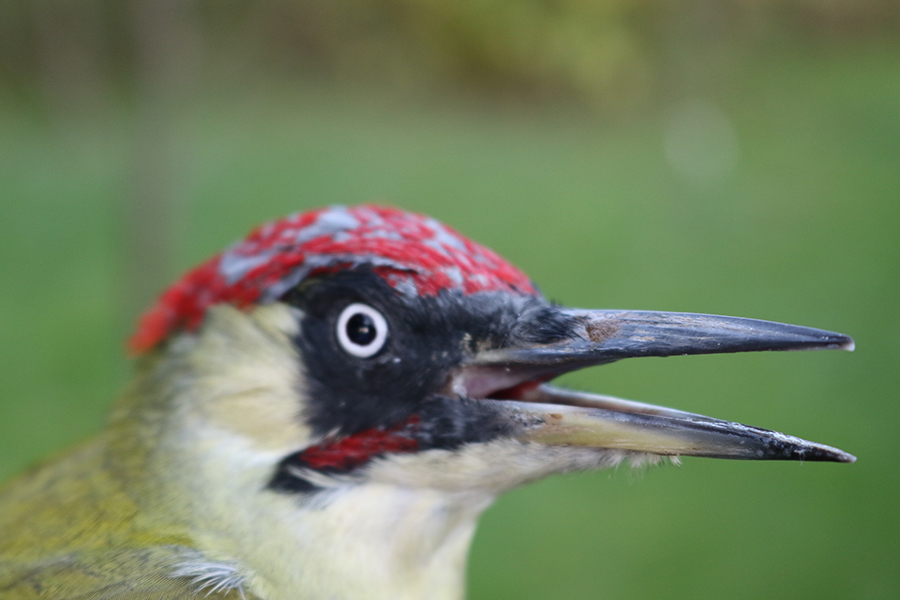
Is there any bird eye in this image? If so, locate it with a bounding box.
[336,303,389,358]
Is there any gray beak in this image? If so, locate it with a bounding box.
[458,310,855,463]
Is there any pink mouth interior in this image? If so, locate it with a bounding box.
[486,378,548,401]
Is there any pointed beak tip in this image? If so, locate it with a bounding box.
[840,337,856,352]
[808,445,856,464]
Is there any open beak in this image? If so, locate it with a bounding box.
[457,310,855,463]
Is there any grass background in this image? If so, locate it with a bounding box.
[1,32,898,600]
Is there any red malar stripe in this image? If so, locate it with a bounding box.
[298,416,421,471]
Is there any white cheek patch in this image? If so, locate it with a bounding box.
[177,303,312,453]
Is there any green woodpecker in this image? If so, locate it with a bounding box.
[0,205,854,600]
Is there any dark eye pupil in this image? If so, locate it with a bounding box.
[346,313,377,345]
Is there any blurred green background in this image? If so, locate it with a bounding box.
[1,1,898,599]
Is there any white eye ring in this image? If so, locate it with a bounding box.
[336,303,389,358]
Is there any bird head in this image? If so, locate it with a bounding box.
[120,204,853,599]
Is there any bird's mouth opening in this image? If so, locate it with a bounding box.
[448,309,856,463]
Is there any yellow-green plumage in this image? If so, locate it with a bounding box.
[0,428,257,599]
[0,439,236,599]
[0,345,268,600]
[0,305,314,600]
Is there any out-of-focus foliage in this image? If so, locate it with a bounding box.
[2,0,899,113]
[1,2,898,599]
